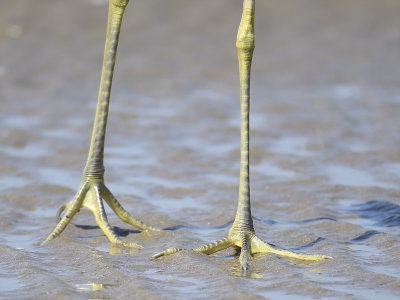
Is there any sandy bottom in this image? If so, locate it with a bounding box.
[1,0,400,299]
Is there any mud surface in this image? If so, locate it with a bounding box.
[1,0,400,299]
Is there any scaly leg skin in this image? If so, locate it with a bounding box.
[41,0,158,248]
[153,0,331,271]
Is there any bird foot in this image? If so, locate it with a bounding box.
[41,178,159,247]
[152,228,331,271]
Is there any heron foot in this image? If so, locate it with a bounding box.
[152,228,331,271]
[41,178,159,247]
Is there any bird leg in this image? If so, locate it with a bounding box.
[153,0,330,270]
[42,0,158,247]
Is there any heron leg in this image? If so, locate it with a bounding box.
[153,0,330,271]
[42,0,158,247]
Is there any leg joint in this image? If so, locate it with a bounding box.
[236,35,255,51]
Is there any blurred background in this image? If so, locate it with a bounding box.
[1,0,400,298]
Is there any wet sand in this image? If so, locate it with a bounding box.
[1,0,400,298]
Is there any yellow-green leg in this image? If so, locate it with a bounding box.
[153,0,330,270]
[42,0,158,247]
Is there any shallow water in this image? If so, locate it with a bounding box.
[1,0,400,299]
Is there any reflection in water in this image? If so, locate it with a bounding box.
[75,282,113,300]
[75,283,112,291]
[107,244,138,255]
[224,256,265,279]
[229,263,264,279]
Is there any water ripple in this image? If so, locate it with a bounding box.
[349,230,382,243]
[350,200,400,227]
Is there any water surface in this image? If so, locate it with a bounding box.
[1,0,400,299]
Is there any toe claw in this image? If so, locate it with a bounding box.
[56,204,66,223]
[152,247,184,259]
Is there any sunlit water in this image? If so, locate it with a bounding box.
[1,0,400,299]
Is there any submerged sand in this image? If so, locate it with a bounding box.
[1,0,400,298]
